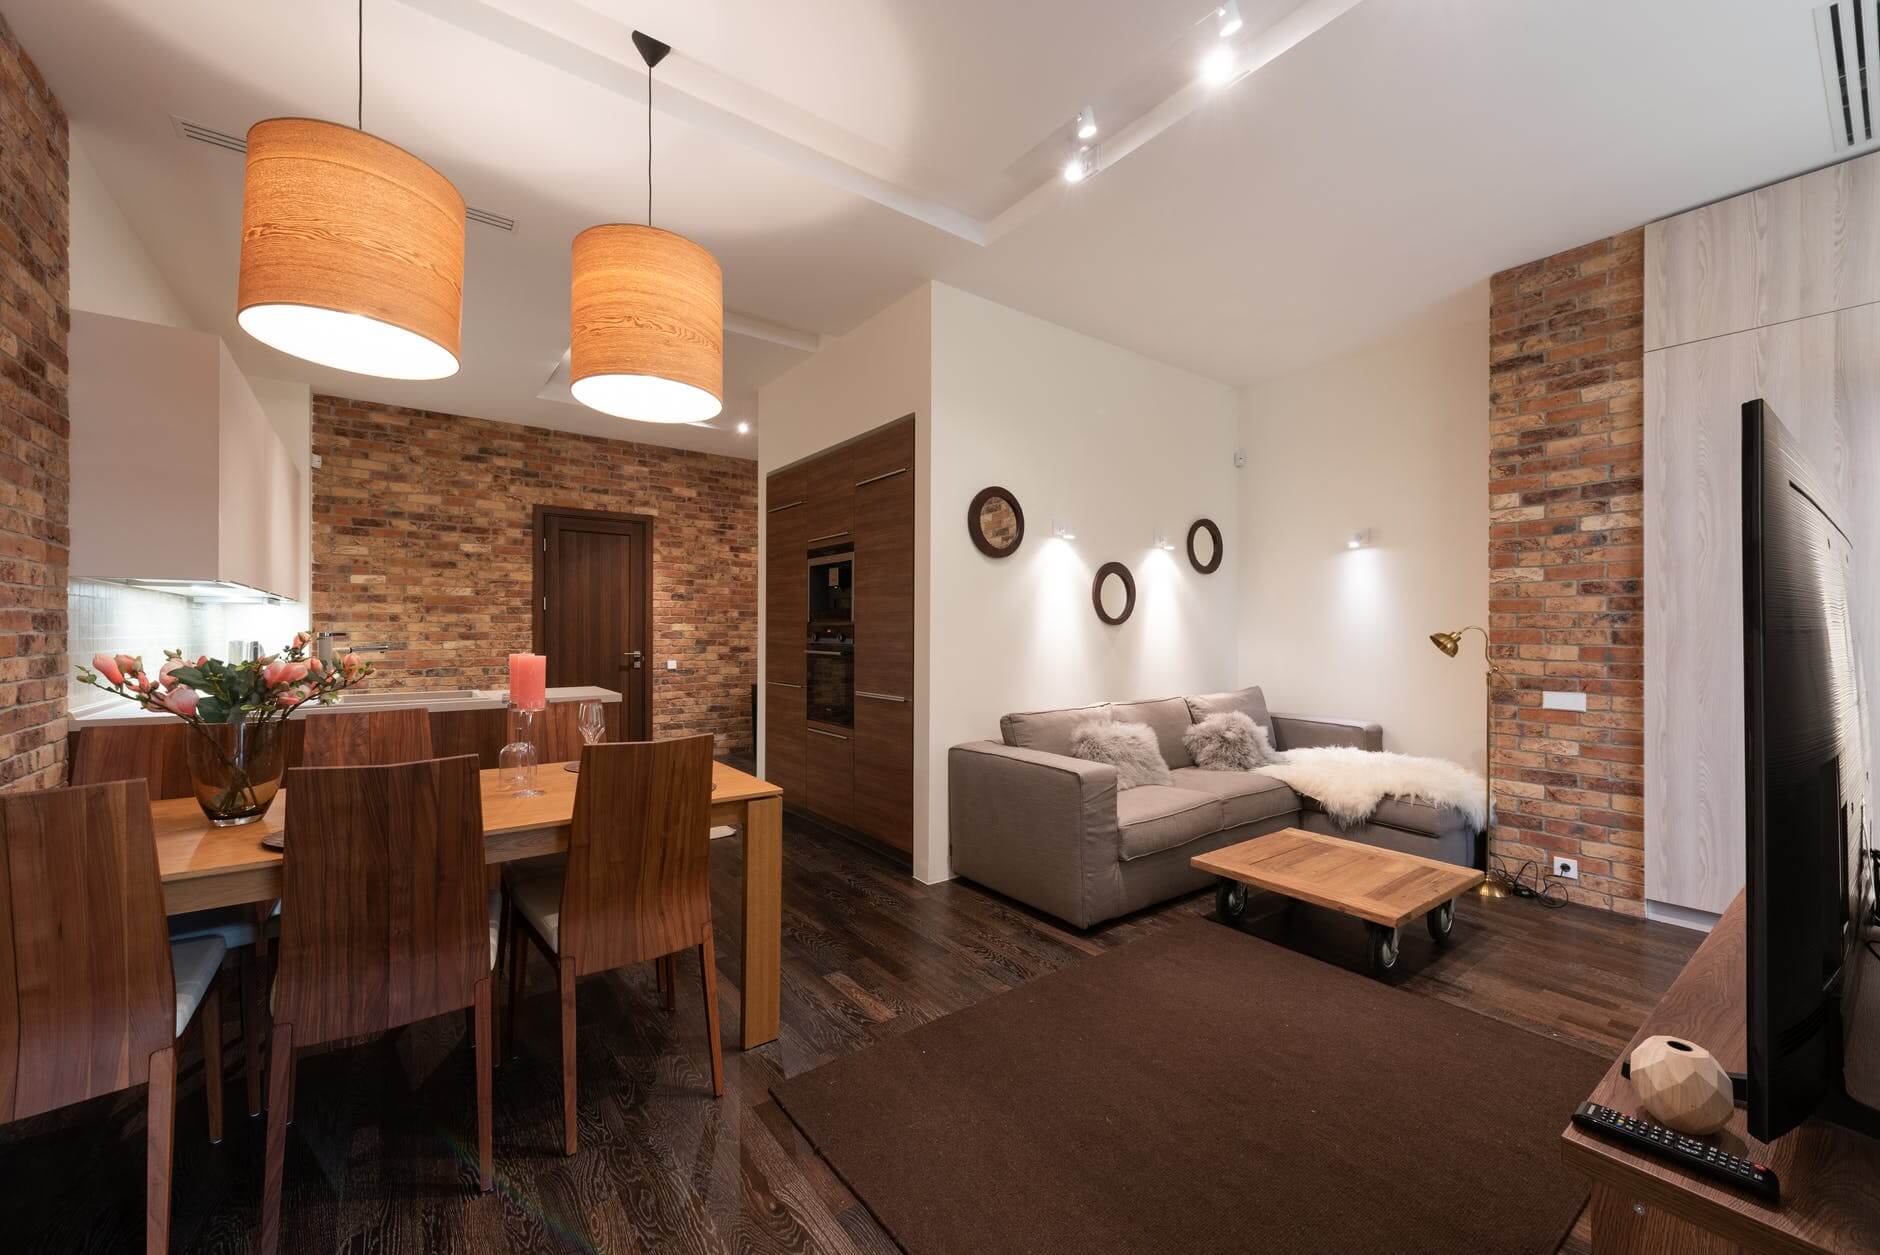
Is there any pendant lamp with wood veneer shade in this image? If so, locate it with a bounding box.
[236,0,466,380]
[569,31,724,424]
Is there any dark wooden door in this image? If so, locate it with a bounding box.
[533,506,652,741]
[765,465,809,804]
[850,416,915,851]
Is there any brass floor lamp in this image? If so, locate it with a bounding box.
[1429,625,1508,897]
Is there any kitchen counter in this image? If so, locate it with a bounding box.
[67,685,621,730]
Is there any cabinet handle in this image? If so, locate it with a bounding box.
[856,691,909,703]
[806,649,846,657]
[768,500,805,513]
[767,681,802,689]
[806,530,851,544]
[807,728,849,741]
[854,467,909,488]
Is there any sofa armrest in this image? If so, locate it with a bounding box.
[948,741,1120,928]
[1270,713,1383,752]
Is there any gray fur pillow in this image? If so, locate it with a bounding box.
[1069,719,1172,789]
[1184,711,1277,771]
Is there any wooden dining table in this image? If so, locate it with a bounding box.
[151,759,786,1050]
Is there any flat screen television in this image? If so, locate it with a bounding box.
[1741,398,1879,1142]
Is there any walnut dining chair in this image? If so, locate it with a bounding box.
[262,754,498,1254]
[503,734,724,1156]
[70,722,266,1119]
[0,781,228,1255]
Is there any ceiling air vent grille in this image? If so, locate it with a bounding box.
[1817,1,1880,149]
[169,115,516,231]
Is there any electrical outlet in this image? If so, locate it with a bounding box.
[1552,856,1580,880]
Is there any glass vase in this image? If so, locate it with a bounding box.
[501,704,543,798]
[183,716,287,827]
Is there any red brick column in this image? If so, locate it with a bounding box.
[0,15,69,792]
[1487,231,1646,914]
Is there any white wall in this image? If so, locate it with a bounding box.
[926,284,1240,880]
[68,133,195,328]
[1236,291,1489,771]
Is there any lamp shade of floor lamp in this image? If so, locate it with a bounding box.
[237,118,465,380]
[1429,625,1506,896]
[569,223,723,424]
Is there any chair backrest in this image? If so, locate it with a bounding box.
[562,735,714,977]
[274,756,487,1043]
[0,782,175,1122]
[530,701,584,764]
[299,707,433,767]
[69,722,195,800]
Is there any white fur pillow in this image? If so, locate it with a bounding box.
[1069,719,1172,789]
[1183,711,1277,771]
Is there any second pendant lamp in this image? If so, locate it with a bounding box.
[571,32,724,424]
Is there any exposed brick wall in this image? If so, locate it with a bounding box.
[311,397,757,754]
[0,16,68,793]
[1487,231,1645,914]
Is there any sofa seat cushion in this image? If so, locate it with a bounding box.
[1001,704,1111,757]
[1183,686,1273,737]
[1109,697,1197,769]
[1167,768,1299,828]
[1298,793,1477,841]
[1116,786,1224,861]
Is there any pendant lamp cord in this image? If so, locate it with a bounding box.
[357,0,364,130]
[646,58,654,225]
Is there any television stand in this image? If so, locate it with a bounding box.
[1560,889,1880,1252]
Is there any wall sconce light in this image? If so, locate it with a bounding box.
[1052,518,1078,541]
[1152,530,1176,552]
[1346,529,1373,550]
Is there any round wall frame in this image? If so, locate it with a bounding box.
[1092,562,1136,625]
[968,487,1025,558]
[1187,518,1223,574]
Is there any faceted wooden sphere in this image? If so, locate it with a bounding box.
[1630,1035,1734,1134]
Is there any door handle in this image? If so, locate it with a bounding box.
[766,681,802,689]
[856,691,909,703]
[623,651,643,669]
[807,728,849,741]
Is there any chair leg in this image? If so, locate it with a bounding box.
[474,978,494,1192]
[504,898,525,1062]
[285,1039,297,1125]
[146,1045,176,1255]
[261,1024,295,1255]
[200,974,224,1144]
[495,883,511,977]
[658,954,675,1011]
[558,955,578,1156]
[239,946,263,1117]
[697,934,724,1099]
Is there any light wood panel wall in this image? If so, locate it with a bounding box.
[1645,145,1880,915]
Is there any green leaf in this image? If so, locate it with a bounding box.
[196,695,230,725]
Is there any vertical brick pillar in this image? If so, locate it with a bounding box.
[1487,231,1646,914]
[0,15,69,792]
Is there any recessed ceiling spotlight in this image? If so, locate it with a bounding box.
[1062,147,1093,184]
[1216,1,1244,37]
[736,420,750,435]
[1075,106,1098,140]
[1200,43,1237,86]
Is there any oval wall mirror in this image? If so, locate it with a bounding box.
[1187,518,1223,574]
[1092,562,1136,625]
[968,487,1025,558]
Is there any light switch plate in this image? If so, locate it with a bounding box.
[1541,690,1588,712]
[666,659,678,671]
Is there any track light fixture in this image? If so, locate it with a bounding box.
[1200,43,1237,86]
[1063,146,1093,184]
[1216,1,1244,37]
[1075,106,1098,140]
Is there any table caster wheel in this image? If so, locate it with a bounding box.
[1215,880,1248,922]
[1368,923,1400,977]
[1426,900,1455,944]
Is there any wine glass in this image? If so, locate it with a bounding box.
[566,699,607,772]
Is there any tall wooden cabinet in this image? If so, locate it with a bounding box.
[764,415,916,857]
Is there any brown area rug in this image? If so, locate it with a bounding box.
[772,918,1604,1255]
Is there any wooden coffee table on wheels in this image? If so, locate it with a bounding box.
[1190,828,1485,977]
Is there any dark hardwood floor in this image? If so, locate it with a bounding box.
[0,815,1700,1253]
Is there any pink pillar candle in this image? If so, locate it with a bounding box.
[508,652,547,711]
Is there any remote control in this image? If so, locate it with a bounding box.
[1572,1102,1780,1203]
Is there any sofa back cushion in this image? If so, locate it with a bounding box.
[1110,697,1197,769]
[1184,686,1273,736]
[1000,703,1111,757]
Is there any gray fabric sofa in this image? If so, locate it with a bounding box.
[948,686,1480,929]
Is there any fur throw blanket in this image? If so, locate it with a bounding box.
[1260,746,1487,831]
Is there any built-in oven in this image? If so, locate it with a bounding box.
[807,548,854,727]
